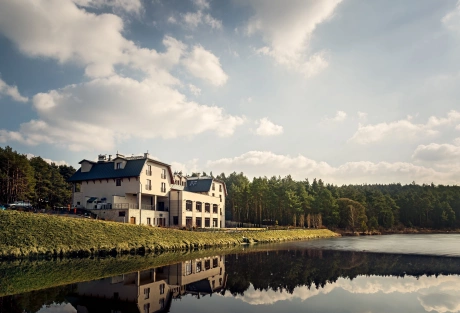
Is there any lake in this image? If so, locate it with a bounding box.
[1,234,460,313]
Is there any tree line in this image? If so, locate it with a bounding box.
[0,146,75,209]
[216,172,460,230]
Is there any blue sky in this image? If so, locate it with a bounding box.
[1,0,460,184]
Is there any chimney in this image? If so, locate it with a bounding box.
[108,155,112,161]
[144,152,150,159]
[98,154,107,162]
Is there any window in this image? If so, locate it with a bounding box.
[144,287,150,299]
[219,184,222,192]
[196,202,202,212]
[220,195,222,202]
[173,216,178,225]
[205,203,210,213]
[196,261,202,273]
[159,283,165,295]
[205,218,210,227]
[119,211,126,217]
[74,183,81,192]
[146,165,152,176]
[116,179,121,186]
[213,218,218,227]
[213,258,218,268]
[147,218,151,225]
[146,179,152,190]
[212,183,215,190]
[212,280,215,289]
[161,182,166,192]
[186,200,192,211]
[212,193,215,197]
[205,260,210,270]
[185,261,192,275]
[116,162,121,169]
[213,204,218,213]
[144,303,150,313]
[159,298,165,309]
[195,217,201,227]
[161,168,166,179]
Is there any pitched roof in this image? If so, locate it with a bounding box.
[68,159,146,182]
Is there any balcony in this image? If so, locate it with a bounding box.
[113,203,139,209]
[146,170,152,176]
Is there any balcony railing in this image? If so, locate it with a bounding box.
[146,170,152,176]
[113,203,139,209]
[145,185,152,191]
[141,204,155,210]
[161,174,166,179]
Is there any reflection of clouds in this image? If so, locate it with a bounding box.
[228,275,460,313]
[36,302,77,313]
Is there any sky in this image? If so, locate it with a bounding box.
[1,0,460,185]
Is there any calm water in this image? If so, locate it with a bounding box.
[1,234,460,313]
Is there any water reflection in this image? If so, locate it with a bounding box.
[2,248,460,313]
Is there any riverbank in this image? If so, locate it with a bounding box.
[0,210,339,259]
[335,228,460,236]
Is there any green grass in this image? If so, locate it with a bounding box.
[0,210,339,259]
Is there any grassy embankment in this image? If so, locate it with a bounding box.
[0,210,338,259]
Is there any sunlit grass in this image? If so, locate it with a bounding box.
[0,210,338,259]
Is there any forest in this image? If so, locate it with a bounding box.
[215,172,460,230]
[0,146,75,209]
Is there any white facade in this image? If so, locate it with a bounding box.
[70,153,226,228]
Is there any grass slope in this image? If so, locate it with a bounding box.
[0,210,338,258]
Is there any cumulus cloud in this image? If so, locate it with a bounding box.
[72,0,142,13]
[412,143,460,164]
[0,0,224,84]
[206,150,459,184]
[357,111,367,119]
[442,1,460,32]
[349,111,460,144]
[0,77,28,102]
[182,11,222,29]
[192,0,210,10]
[0,76,244,151]
[25,153,68,166]
[188,84,201,96]
[246,0,342,77]
[254,118,283,136]
[322,110,347,123]
[182,45,228,86]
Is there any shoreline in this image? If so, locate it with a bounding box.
[335,228,460,236]
[0,211,339,259]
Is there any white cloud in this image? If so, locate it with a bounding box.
[182,45,228,86]
[167,16,177,24]
[192,0,210,10]
[206,150,459,184]
[0,0,186,81]
[171,159,199,176]
[412,143,460,164]
[322,110,347,123]
[357,111,367,119]
[254,118,283,136]
[189,84,201,96]
[246,0,342,77]
[0,77,28,102]
[182,11,222,29]
[349,111,460,144]
[72,0,142,14]
[442,1,460,32]
[454,137,460,146]
[0,75,244,151]
[25,153,68,166]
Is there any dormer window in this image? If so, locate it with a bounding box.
[116,162,122,169]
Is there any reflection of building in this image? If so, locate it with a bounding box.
[68,153,226,228]
[69,256,227,313]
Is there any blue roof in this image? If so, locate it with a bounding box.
[68,159,146,182]
[185,178,213,193]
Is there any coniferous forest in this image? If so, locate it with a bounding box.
[215,172,460,230]
[2,145,460,230]
[0,146,75,209]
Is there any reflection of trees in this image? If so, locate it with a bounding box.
[225,249,460,296]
